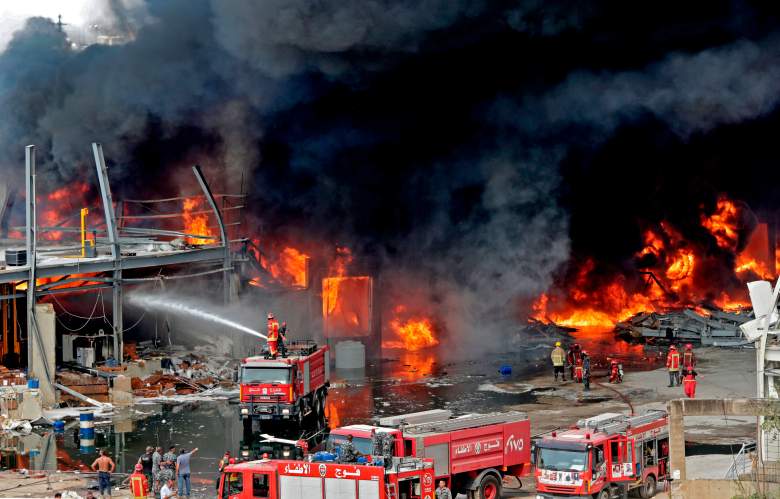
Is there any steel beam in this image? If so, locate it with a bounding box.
[192,165,233,305]
[92,143,123,363]
[25,145,36,370]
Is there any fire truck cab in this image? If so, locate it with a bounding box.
[219,456,434,499]
[327,409,531,498]
[239,341,329,432]
[534,410,669,499]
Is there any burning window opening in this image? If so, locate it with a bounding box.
[322,276,371,338]
[245,240,310,289]
[181,197,216,245]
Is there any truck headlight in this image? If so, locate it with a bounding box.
[282,450,291,457]
[282,409,290,415]
[241,408,249,415]
[241,450,250,457]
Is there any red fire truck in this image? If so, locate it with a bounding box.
[534,410,669,499]
[219,456,434,499]
[239,341,329,432]
[327,409,531,498]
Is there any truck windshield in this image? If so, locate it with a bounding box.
[242,367,291,384]
[326,434,373,455]
[537,447,588,471]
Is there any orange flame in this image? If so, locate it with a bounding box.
[322,276,371,336]
[701,196,740,250]
[382,305,440,351]
[39,183,91,241]
[182,197,214,245]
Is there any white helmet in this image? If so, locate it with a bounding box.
[267,312,274,319]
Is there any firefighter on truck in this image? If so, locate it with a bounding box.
[534,410,669,499]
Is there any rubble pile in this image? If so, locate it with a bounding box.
[56,371,109,404]
[130,344,236,399]
[0,368,26,387]
[615,307,752,345]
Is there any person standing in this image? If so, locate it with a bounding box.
[160,478,177,499]
[339,435,359,462]
[582,351,591,392]
[683,343,696,371]
[216,451,230,490]
[266,313,279,358]
[278,321,289,357]
[152,447,162,493]
[666,345,681,387]
[129,463,149,499]
[159,447,176,488]
[138,446,153,493]
[550,341,566,381]
[435,480,452,499]
[566,343,580,380]
[683,368,698,398]
[176,447,198,498]
[91,449,115,498]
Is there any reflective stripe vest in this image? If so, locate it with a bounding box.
[683,351,695,369]
[667,351,680,371]
[130,472,148,498]
[267,319,279,341]
[551,347,566,366]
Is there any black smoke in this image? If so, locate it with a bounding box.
[3,1,780,351]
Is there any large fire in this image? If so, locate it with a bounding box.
[38,183,92,241]
[248,243,310,289]
[382,306,439,351]
[532,195,765,329]
[322,276,371,337]
[182,197,215,245]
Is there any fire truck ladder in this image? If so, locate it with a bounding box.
[402,411,528,435]
[577,410,667,435]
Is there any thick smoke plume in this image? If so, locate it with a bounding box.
[3,1,780,353]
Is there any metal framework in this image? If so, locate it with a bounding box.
[11,143,236,372]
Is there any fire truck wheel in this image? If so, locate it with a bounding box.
[476,474,501,499]
[597,490,610,499]
[639,475,656,498]
[313,392,323,417]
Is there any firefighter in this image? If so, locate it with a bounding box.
[266,313,279,358]
[130,463,149,499]
[683,343,696,371]
[574,354,584,383]
[683,368,698,398]
[339,435,360,463]
[609,359,623,383]
[278,321,289,358]
[567,343,581,380]
[550,341,566,381]
[582,350,591,392]
[666,345,681,387]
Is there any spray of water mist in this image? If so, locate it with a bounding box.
[128,294,267,339]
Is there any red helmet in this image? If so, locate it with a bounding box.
[685,343,693,350]
[670,345,677,350]
[228,458,236,464]
[134,463,143,472]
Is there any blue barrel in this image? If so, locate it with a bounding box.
[79,412,95,439]
[499,365,512,375]
[53,420,65,432]
[27,378,39,389]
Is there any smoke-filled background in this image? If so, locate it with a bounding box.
[3,1,780,352]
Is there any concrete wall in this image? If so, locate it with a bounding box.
[30,303,56,407]
[672,479,780,499]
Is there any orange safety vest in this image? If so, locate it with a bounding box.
[130,472,148,498]
[267,319,279,341]
[683,351,695,368]
[667,351,680,371]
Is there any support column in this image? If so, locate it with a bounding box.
[25,145,36,370]
[668,399,686,481]
[92,143,123,363]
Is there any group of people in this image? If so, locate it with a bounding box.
[126,445,198,498]
[666,343,698,398]
[265,312,289,358]
[550,341,592,391]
